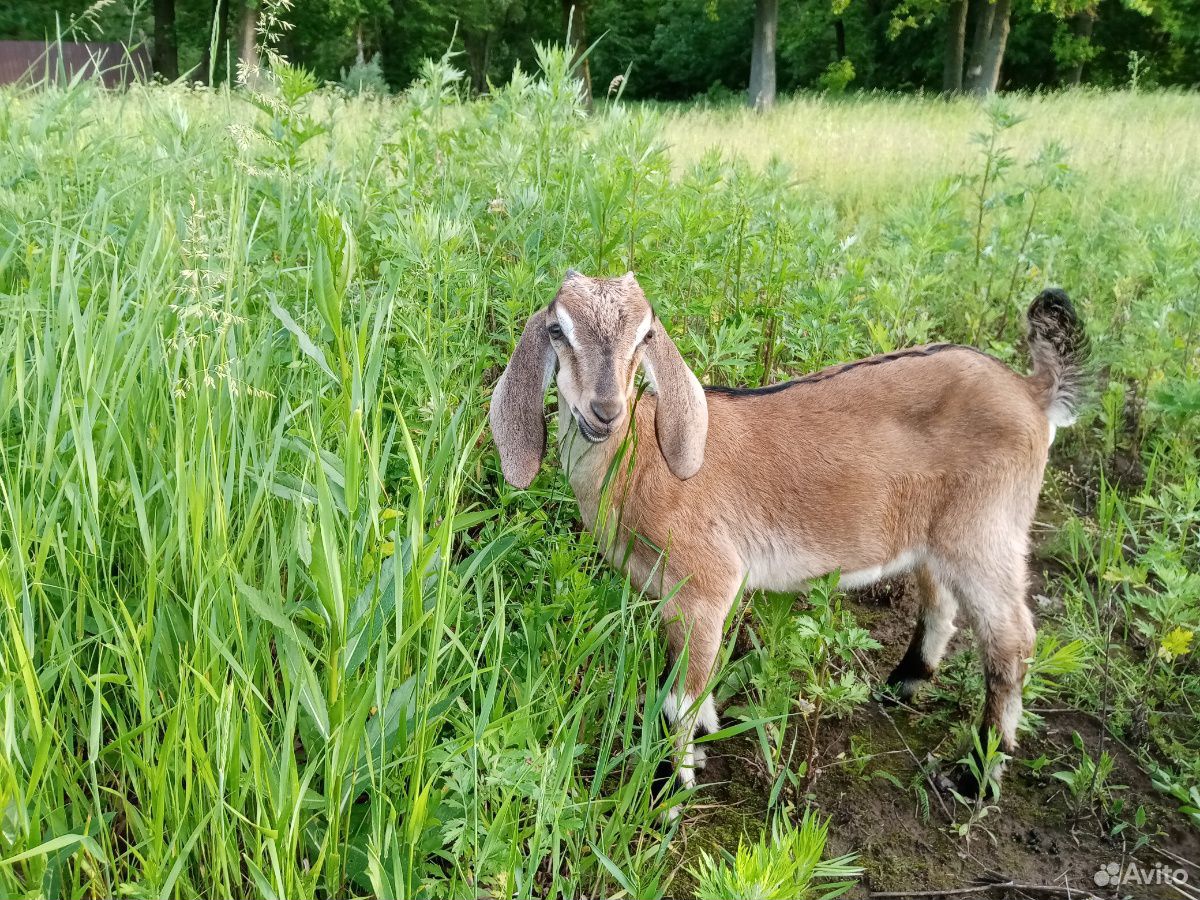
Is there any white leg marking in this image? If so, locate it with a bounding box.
[693,695,718,770]
[663,691,717,731]
[662,690,681,725]
[663,691,718,782]
[697,694,719,734]
[677,743,697,788]
[1000,691,1023,748]
[920,582,959,670]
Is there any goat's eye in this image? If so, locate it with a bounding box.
[547,323,564,340]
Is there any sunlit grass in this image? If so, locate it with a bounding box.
[659,89,1200,207]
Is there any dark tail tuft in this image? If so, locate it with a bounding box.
[1026,288,1089,427]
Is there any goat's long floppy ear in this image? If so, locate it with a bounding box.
[641,317,708,479]
[490,309,555,488]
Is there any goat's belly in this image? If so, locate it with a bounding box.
[835,550,921,588]
[743,545,920,593]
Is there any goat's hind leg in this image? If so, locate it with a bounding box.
[886,562,959,701]
[946,556,1036,796]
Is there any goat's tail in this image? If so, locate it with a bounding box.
[1026,288,1089,428]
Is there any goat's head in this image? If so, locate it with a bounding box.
[489,270,709,488]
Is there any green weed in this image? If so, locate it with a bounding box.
[688,810,860,900]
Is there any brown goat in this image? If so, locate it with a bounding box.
[490,271,1088,801]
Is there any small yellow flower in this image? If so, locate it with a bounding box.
[1158,627,1194,662]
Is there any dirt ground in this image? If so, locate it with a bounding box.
[666,575,1200,900]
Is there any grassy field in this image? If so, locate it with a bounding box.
[659,90,1200,207]
[1,51,1198,899]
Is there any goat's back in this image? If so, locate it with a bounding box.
[623,345,1049,578]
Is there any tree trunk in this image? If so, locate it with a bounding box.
[834,17,846,60]
[1068,9,1095,85]
[748,0,778,109]
[237,1,260,85]
[974,0,1011,95]
[355,22,365,66]
[378,0,407,88]
[965,0,995,92]
[943,0,968,92]
[153,0,178,80]
[464,31,492,95]
[561,2,592,109]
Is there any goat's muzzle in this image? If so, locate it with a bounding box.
[573,410,613,444]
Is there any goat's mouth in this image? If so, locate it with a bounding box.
[573,412,611,444]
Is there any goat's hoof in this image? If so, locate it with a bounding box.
[881,675,924,705]
[652,759,678,802]
[930,767,960,796]
[946,758,1004,800]
[885,652,934,700]
[692,743,707,771]
[951,764,984,798]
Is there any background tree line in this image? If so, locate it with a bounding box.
[2,0,1197,102]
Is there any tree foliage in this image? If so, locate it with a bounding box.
[4,0,1197,94]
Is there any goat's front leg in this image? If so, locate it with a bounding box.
[659,570,741,791]
[886,562,959,700]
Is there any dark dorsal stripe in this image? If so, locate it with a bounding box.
[703,343,1000,398]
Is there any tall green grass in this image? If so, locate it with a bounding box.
[0,50,1197,898]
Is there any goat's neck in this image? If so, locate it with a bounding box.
[557,404,635,535]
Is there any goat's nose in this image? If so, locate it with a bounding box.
[590,398,623,425]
